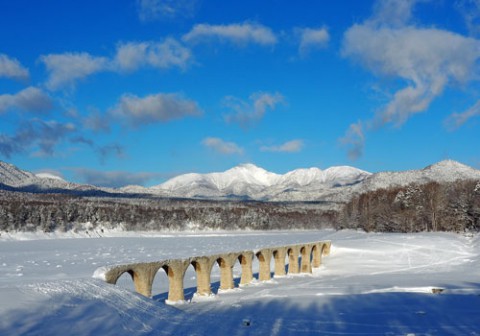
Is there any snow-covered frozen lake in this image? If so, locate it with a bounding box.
[1,229,479,335]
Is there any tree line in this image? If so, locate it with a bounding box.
[0,179,478,233]
[339,179,480,232]
[0,192,336,232]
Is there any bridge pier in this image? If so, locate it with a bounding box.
[238,252,254,285]
[273,248,287,277]
[191,257,216,296]
[217,254,237,290]
[163,260,190,302]
[257,249,273,281]
[300,245,313,274]
[322,242,331,255]
[287,246,300,274]
[311,243,323,268]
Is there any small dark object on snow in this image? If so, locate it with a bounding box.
[431,288,444,294]
[242,319,251,327]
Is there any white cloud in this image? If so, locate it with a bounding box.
[202,137,244,155]
[0,87,53,114]
[260,139,304,153]
[114,38,191,72]
[111,92,202,127]
[137,0,198,22]
[444,100,480,130]
[343,24,480,127]
[114,42,148,72]
[0,53,29,81]
[40,38,191,90]
[224,92,284,129]
[340,0,480,159]
[40,52,109,90]
[183,22,277,46]
[371,0,419,27]
[297,27,329,56]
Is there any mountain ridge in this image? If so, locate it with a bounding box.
[0,160,479,203]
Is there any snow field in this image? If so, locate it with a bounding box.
[0,230,479,335]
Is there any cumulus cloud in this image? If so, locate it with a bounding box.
[0,119,76,158]
[297,27,329,56]
[183,22,277,46]
[114,38,191,72]
[0,87,53,114]
[224,92,284,129]
[0,53,29,81]
[371,0,419,27]
[202,137,244,155]
[260,139,304,153]
[40,52,109,90]
[40,38,191,90]
[73,168,160,188]
[444,100,480,131]
[137,0,198,22]
[111,92,202,127]
[340,0,480,159]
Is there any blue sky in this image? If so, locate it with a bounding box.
[0,0,479,187]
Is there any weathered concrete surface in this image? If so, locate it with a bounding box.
[286,246,300,274]
[238,251,254,285]
[163,260,190,302]
[96,240,331,301]
[256,249,273,281]
[191,256,216,296]
[273,247,287,277]
[217,253,238,290]
[311,243,322,268]
[300,245,313,274]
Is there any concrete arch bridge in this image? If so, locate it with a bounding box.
[94,241,331,302]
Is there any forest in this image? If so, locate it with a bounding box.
[0,179,478,233]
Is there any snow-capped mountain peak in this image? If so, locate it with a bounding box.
[0,161,35,186]
[423,159,475,174]
[214,164,280,188]
[153,163,373,199]
[0,159,478,203]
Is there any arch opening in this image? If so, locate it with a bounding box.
[151,267,170,301]
[182,263,198,300]
[114,270,136,292]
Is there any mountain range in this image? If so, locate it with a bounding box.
[1,160,479,204]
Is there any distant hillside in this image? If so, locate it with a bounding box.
[1,159,479,205]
